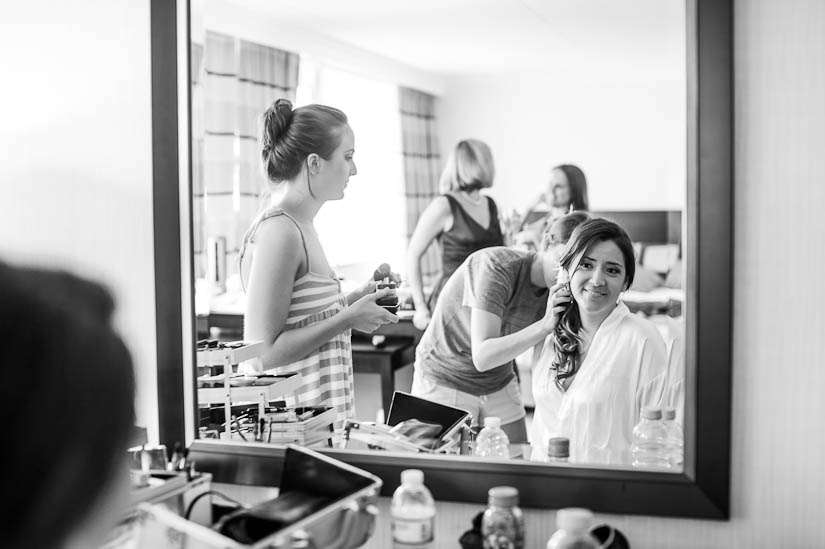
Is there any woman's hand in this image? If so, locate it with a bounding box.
[346,288,399,333]
[412,308,431,330]
[541,282,573,334]
[348,278,377,304]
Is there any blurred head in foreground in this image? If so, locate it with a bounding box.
[0,261,136,549]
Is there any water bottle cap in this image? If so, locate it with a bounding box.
[556,507,594,532]
[641,407,662,420]
[483,416,502,429]
[663,408,677,420]
[488,486,519,507]
[400,469,423,486]
[547,437,570,458]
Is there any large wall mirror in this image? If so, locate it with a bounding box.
[151,0,731,518]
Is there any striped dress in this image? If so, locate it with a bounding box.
[239,209,354,428]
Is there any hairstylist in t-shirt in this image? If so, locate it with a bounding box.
[411,212,589,443]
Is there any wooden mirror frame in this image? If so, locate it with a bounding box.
[150,0,731,518]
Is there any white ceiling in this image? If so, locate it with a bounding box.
[224,0,685,77]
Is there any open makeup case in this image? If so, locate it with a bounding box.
[344,391,472,453]
[126,444,381,549]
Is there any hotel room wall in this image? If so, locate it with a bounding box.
[0,1,159,441]
[436,73,687,214]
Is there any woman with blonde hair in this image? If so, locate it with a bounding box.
[406,139,504,330]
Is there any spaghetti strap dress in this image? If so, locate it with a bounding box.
[427,193,504,309]
[239,208,354,429]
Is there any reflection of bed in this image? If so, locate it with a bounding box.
[621,288,684,317]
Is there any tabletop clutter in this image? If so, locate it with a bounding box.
[114,445,383,549]
[122,441,632,549]
[344,390,472,453]
[195,339,346,447]
[389,470,632,549]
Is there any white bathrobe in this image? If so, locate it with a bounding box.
[530,302,668,466]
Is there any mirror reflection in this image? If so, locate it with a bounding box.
[191,0,686,471]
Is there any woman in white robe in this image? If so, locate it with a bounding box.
[530,218,668,466]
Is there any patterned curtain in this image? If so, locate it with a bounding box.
[192,31,299,282]
[236,40,299,254]
[399,87,441,287]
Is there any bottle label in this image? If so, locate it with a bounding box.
[482,511,524,549]
[484,532,524,549]
[392,514,434,546]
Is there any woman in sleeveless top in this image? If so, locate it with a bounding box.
[240,99,397,430]
[406,139,504,330]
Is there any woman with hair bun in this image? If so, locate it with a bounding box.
[530,218,668,465]
[406,139,504,330]
[240,99,397,428]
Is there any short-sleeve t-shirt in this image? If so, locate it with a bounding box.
[414,247,549,395]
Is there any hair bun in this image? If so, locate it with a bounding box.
[274,98,293,118]
[263,98,294,150]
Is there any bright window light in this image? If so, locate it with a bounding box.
[305,63,407,282]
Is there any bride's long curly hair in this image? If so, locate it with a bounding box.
[550,219,636,388]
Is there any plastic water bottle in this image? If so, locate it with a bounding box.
[663,408,684,468]
[630,407,671,469]
[544,437,570,463]
[481,486,524,549]
[545,508,600,549]
[474,417,510,459]
[391,469,435,548]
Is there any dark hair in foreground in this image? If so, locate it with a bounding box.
[0,262,135,549]
[551,218,635,385]
[261,98,349,183]
[554,164,589,211]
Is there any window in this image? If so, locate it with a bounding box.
[296,57,408,282]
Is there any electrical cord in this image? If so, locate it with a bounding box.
[184,489,246,520]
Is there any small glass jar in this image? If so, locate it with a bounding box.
[481,486,524,549]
